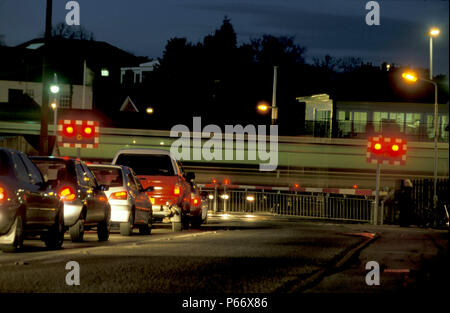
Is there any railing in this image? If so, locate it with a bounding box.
[202,189,374,223]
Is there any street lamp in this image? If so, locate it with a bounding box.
[257,101,271,114]
[146,107,154,114]
[402,71,439,209]
[429,27,440,80]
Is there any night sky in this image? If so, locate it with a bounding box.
[0,0,449,76]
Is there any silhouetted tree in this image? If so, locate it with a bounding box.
[51,22,94,40]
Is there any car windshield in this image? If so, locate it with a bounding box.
[31,159,71,186]
[90,167,123,187]
[0,150,10,176]
[115,154,175,176]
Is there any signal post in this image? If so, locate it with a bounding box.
[367,136,407,225]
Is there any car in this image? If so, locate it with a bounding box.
[30,156,111,242]
[189,184,208,228]
[0,148,64,252]
[112,148,197,231]
[88,164,153,236]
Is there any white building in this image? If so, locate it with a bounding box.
[0,80,93,109]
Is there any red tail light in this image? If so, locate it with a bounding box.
[192,196,200,206]
[0,186,7,201]
[59,186,76,201]
[174,185,181,196]
[110,191,127,200]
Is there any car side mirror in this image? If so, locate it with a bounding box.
[37,181,50,191]
[97,184,109,192]
[143,186,154,192]
[185,172,195,183]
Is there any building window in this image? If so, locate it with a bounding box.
[353,112,367,133]
[405,113,421,135]
[25,89,35,99]
[59,92,71,109]
[373,112,388,132]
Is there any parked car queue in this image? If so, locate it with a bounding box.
[0,147,208,252]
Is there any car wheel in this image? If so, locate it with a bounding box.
[44,208,64,250]
[120,210,134,236]
[97,220,110,241]
[69,218,85,242]
[138,223,151,235]
[172,222,182,232]
[191,215,202,229]
[0,215,25,253]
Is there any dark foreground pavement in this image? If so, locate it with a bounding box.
[0,213,448,296]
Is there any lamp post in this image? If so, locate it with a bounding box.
[402,72,439,209]
[39,0,53,156]
[429,28,440,80]
[50,73,59,156]
[271,66,278,125]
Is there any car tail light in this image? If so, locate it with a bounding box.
[0,186,6,201]
[59,186,76,201]
[173,184,181,196]
[192,197,200,206]
[110,191,127,200]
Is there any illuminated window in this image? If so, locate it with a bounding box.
[353,112,367,133]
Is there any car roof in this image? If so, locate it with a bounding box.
[114,148,172,156]
[88,163,127,170]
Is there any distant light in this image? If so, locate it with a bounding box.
[386,64,391,71]
[223,178,230,185]
[294,183,299,189]
[353,184,358,189]
[246,195,255,202]
[212,179,217,184]
[220,194,229,200]
[374,143,382,150]
[208,194,214,200]
[429,28,440,37]
[392,144,399,152]
[221,213,230,220]
[26,43,45,50]
[146,107,154,114]
[101,69,109,77]
[50,85,60,94]
[132,140,136,144]
[160,141,165,145]
[257,101,271,113]
[51,103,57,110]
[402,72,418,83]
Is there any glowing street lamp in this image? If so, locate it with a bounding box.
[50,84,60,94]
[429,27,440,80]
[146,107,154,114]
[257,101,271,113]
[402,71,439,209]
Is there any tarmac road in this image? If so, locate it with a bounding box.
[0,213,448,295]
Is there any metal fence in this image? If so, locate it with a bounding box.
[202,189,374,223]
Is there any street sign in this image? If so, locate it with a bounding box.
[58,119,99,148]
[366,136,407,165]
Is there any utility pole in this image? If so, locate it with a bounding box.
[271,66,278,125]
[39,0,53,156]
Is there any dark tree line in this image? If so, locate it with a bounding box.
[143,17,448,131]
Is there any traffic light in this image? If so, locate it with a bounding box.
[367,136,407,165]
[58,120,99,148]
